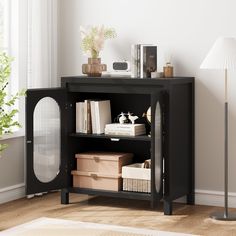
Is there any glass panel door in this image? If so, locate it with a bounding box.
[26,88,67,195]
[33,97,60,183]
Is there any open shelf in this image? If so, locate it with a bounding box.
[69,187,151,201]
[70,133,151,142]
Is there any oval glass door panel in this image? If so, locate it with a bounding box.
[155,101,162,193]
[33,97,60,183]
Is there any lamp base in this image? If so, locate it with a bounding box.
[210,212,236,221]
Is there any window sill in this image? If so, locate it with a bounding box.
[0,131,25,141]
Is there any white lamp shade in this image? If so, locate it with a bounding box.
[200,37,236,70]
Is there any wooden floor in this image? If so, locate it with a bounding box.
[1,192,236,235]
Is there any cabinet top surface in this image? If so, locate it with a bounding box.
[61,76,194,86]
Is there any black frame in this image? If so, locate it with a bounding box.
[26,88,68,195]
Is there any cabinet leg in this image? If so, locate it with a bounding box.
[187,193,195,205]
[164,200,172,215]
[61,189,69,204]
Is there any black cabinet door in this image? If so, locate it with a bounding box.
[26,88,68,195]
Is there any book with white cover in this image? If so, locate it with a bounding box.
[105,123,145,131]
[90,100,97,134]
[94,100,111,134]
[104,130,146,136]
[76,102,84,133]
[83,100,92,134]
[105,123,146,136]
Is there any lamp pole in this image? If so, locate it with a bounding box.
[224,69,228,218]
[210,69,236,220]
[200,37,236,221]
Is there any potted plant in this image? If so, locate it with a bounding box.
[80,25,116,77]
[0,52,25,154]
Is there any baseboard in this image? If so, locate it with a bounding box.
[195,189,236,208]
[175,189,236,208]
[0,183,25,204]
[0,185,236,208]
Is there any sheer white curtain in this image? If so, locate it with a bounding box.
[20,0,60,191]
[26,0,59,88]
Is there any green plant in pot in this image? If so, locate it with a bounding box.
[80,25,116,77]
[0,52,25,154]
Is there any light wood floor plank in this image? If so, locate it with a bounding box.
[0,192,236,235]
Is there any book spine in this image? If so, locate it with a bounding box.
[90,101,96,134]
[131,44,138,78]
[140,45,143,78]
[76,103,80,133]
[80,103,84,132]
[137,44,140,77]
[143,46,147,78]
[87,100,92,134]
[76,102,84,133]
[84,100,88,133]
[94,101,100,134]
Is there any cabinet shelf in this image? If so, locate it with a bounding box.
[69,133,151,142]
[69,187,152,201]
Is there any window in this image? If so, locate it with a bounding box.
[0,0,25,136]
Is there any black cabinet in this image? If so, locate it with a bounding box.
[26,76,194,215]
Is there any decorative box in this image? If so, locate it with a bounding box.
[75,152,133,174]
[71,170,122,191]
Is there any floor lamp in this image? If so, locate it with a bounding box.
[200,37,236,221]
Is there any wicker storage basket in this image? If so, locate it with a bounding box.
[122,163,151,193]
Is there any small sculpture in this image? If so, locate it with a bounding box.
[128,112,139,124]
[118,112,127,124]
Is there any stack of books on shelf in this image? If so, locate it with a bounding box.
[131,44,157,78]
[105,123,146,136]
[76,100,111,134]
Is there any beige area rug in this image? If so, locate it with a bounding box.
[0,217,197,236]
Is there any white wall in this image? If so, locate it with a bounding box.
[59,0,236,196]
[0,137,25,203]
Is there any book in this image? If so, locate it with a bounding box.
[131,44,157,78]
[92,100,111,134]
[83,100,92,134]
[105,123,146,136]
[131,44,139,78]
[90,101,97,134]
[105,123,145,130]
[141,45,157,78]
[76,102,84,133]
[104,130,146,136]
[102,71,131,77]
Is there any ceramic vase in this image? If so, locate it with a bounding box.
[82,58,107,77]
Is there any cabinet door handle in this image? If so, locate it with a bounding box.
[110,138,120,142]
[93,156,100,162]
[26,140,32,144]
[90,173,98,180]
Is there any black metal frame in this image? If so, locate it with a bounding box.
[26,88,68,194]
[26,77,195,215]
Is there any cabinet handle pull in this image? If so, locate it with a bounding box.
[110,138,120,142]
[93,156,100,162]
[26,140,32,144]
[90,173,98,179]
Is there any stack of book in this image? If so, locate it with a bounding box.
[105,123,146,136]
[131,44,157,78]
[76,100,111,134]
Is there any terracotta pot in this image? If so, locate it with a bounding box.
[82,58,107,77]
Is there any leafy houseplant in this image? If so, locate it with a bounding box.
[0,52,25,153]
[80,25,116,77]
